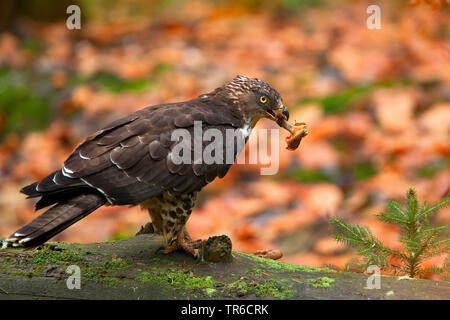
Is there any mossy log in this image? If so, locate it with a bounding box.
[0,234,449,300]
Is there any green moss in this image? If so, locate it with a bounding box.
[82,268,98,279]
[99,277,121,286]
[385,290,395,297]
[0,257,16,269]
[11,270,31,277]
[32,247,83,266]
[205,288,217,297]
[227,280,250,296]
[82,267,121,286]
[184,275,216,289]
[0,252,45,276]
[80,265,125,287]
[135,272,155,282]
[255,279,293,299]
[307,277,335,288]
[234,252,335,273]
[102,258,130,270]
[135,269,217,290]
[109,232,131,241]
[227,277,293,299]
[245,268,263,276]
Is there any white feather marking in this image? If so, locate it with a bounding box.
[18,237,31,244]
[80,178,113,204]
[62,164,74,175]
[238,124,252,139]
[110,151,124,170]
[79,151,90,160]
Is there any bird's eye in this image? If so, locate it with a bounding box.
[259,96,268,104]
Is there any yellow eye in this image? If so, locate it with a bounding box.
[259,96,268,104]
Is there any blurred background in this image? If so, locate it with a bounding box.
[0,0,448,279]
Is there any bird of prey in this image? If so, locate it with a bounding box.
[4,75,291,257]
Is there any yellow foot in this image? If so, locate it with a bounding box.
[162,232,206,258]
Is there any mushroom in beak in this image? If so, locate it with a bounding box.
[266,104,309,151]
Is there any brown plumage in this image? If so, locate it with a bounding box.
[4,75,290,257]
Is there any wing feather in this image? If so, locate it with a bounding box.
[51,99,245,204]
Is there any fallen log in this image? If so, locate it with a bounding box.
[0,234,448,300]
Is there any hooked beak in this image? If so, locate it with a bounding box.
[265,104,289,122]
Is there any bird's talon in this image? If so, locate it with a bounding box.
[162,243,179,255]
[161,236,205,258]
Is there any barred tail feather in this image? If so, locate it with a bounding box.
[4,193,106,248]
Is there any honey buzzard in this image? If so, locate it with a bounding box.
[5,75,291,257]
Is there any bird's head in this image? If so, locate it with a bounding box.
[217,75,289,126]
